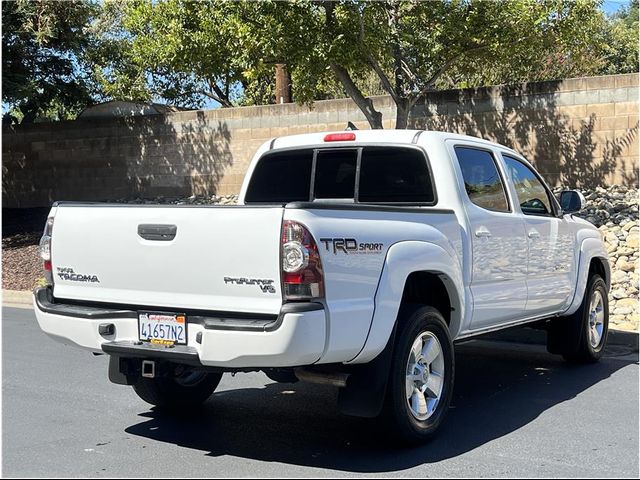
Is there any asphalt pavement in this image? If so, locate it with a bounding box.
[3,306,639,478]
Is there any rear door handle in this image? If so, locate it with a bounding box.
[138,224,177,241]
[528,229,541,239]
[474,227,492,238]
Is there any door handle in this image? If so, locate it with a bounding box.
[138,224,177,241]
[474,227,492,238]
[528,229,540,239]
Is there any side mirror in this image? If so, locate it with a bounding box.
[559,190,586,214]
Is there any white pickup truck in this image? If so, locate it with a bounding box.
[34,129,610,443]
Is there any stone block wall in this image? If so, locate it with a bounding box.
[410,74,639,188]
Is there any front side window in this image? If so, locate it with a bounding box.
[503,156,552,216]
[454,146,509,212]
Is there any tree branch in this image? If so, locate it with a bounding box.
[357,12,399,104]
[408,44,489,109]
[330,62,383,129]
[322,1,383,129]
[399,58,418,86]
[206,79,233,107]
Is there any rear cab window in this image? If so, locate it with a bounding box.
[359,147,434,203]
[244,149,313,203]
[245,146,436,205]
[313,150,357,200]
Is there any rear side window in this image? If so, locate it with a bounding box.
[358,147,434,203]
[244,150,312,203]
[455,146,509,212]
[313,150,357,199]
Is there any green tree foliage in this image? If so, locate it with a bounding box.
[84,0,151,103]
[92,0,263,107]
[2,0,97,123]
[109,0,611,128]
[4,0,633,127]
[242,0,610,128]
[598,0,639,75]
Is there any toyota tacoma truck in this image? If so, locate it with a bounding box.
[34,129,610,443]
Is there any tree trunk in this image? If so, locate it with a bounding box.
[330,63,384,129]
[395,97,409,129]
[323,1,382,129]
[274,64,292,104]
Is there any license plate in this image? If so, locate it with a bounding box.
[138,312,187,345]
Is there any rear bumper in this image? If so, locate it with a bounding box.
[33,287,327,368]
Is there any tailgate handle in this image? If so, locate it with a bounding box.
[138,224,177,241]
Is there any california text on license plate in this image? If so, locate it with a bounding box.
[138,312,187,346]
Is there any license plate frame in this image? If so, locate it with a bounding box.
[138,311,187,346]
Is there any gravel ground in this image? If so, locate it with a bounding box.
[2,232,43,291]
[2,207,52,290]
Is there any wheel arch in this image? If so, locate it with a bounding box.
[398,271,458,332]
[348,240,464,365]
[588,256,610,289]
[564,237,610,317]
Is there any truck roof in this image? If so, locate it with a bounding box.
[270,129,518,155]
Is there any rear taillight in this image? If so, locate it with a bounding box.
[39,216,54,285]
[281,220,324,301]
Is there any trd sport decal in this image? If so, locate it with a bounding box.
[224,277,276,294]
[320,238,384,255]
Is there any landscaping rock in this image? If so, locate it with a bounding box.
[561,185,638,332]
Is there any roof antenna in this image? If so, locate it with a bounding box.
[345,121,358,131]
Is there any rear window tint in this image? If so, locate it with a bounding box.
[313,150,357,199]
[244,150,312,203]
[358,147,434,203]
[245,146,436,205]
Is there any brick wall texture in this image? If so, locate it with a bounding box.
[2,73,638,208]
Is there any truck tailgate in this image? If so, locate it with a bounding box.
[50,205,284,314]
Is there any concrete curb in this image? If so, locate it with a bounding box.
[2,289,33,309]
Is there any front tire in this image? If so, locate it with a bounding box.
[547,274,609,363]
[384,306,454,444]
[133,368,222,409]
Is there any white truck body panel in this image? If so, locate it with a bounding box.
[34,304,327,368]
[350,240,466,364]
[284,206,461,363]
[51,205,284,314]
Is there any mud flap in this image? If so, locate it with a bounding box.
[547,314,582,355]
[337,326,397,418]
[108,356,139,385]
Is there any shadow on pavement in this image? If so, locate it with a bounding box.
[124,339,637,473]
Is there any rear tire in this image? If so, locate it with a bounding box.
[133,369,222,409]
[383,305,454,444]
[547,274,609,363]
